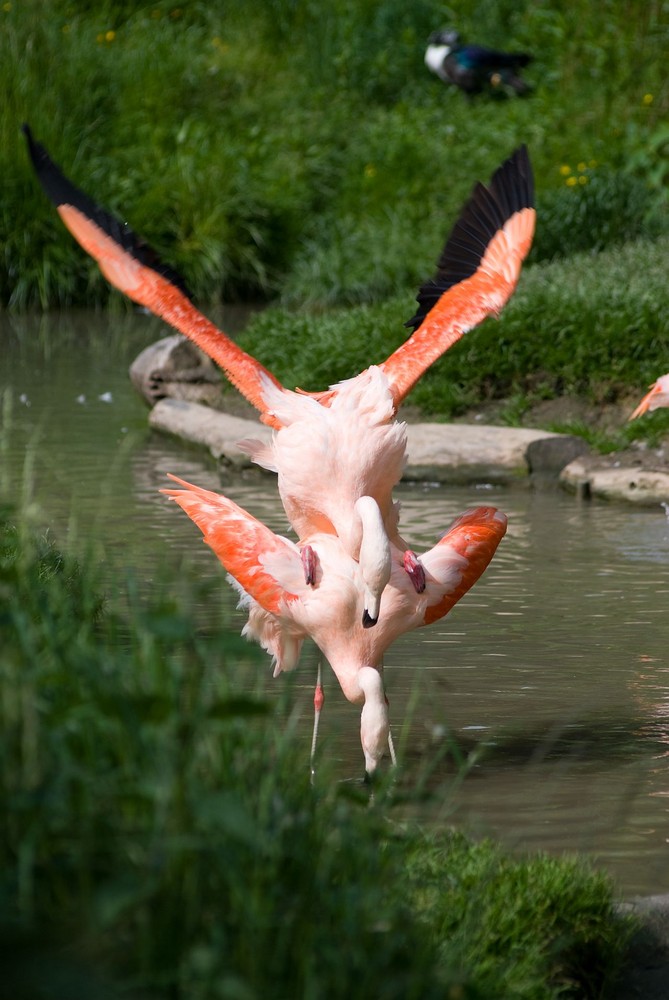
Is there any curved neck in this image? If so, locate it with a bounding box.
[358,666,389,775]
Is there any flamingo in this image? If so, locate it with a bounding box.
[630,374,669,419]
[22,124,534,593]
[162,474,508,776]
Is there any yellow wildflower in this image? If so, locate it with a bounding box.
[559,164,571,176]
[578,175,588,185]
[643,93,653,105]
[364,164,376,179]
[566,176,578,187]
[577,162,587,172]
[105,29,115,42]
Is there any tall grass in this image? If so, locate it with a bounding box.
[2,0,667,308]
[0,502,632,998]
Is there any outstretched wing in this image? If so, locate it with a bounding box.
[161,474,301,614]
[379,145,535,407]
[22,124,284,423]
[421,506,507,625]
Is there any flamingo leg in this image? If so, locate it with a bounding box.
[310,660,324,783]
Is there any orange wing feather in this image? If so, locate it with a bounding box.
[380,146,535,407]
[25,126,533,420]
[161,475,299,614]
[423,506,507,625]
[23,125,284,426]
[629,375,669,420]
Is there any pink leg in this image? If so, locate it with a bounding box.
[310,661,324,782]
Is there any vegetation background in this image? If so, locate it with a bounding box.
[0,1,666,995]
[1,0,668,434]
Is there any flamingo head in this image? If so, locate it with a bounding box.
[357,666,390,777]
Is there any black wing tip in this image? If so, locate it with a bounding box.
[22,122,80,210]
[22,122,52,182]
[22,124,194,301]
[404,144,534,331]
[493,143,534,209]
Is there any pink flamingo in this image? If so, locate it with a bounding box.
[23,125,533,579]
[630,374,669,419]
[162,474,507,776]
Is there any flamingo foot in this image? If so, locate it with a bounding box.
[403,550,426,593]
[301,544,317,586]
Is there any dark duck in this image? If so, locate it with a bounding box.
[425,29,532,96]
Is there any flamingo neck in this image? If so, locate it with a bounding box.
[354,496,392,625]
[358,666,389,775]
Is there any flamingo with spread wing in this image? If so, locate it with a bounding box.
[162,474,507,776]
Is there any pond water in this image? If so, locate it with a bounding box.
[2,310,669,898]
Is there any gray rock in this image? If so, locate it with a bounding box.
[149,399,272,470]
[405,422,588,482]
[561,458,669,504]
[136,345,669,503]
[130,334,222,407]
[611,894,669,1000]
[148,400,588,484]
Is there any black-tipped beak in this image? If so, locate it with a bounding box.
[362,609,377,629]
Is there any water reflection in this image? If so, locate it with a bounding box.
[2,311,669,897]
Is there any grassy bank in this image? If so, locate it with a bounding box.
[0,503,632,998]
[236,234,669,428]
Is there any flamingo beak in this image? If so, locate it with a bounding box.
[362,609,378,628]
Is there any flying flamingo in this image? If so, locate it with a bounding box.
[630,374,669,419]
[162,474,507,776]
[23,125,533,593]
